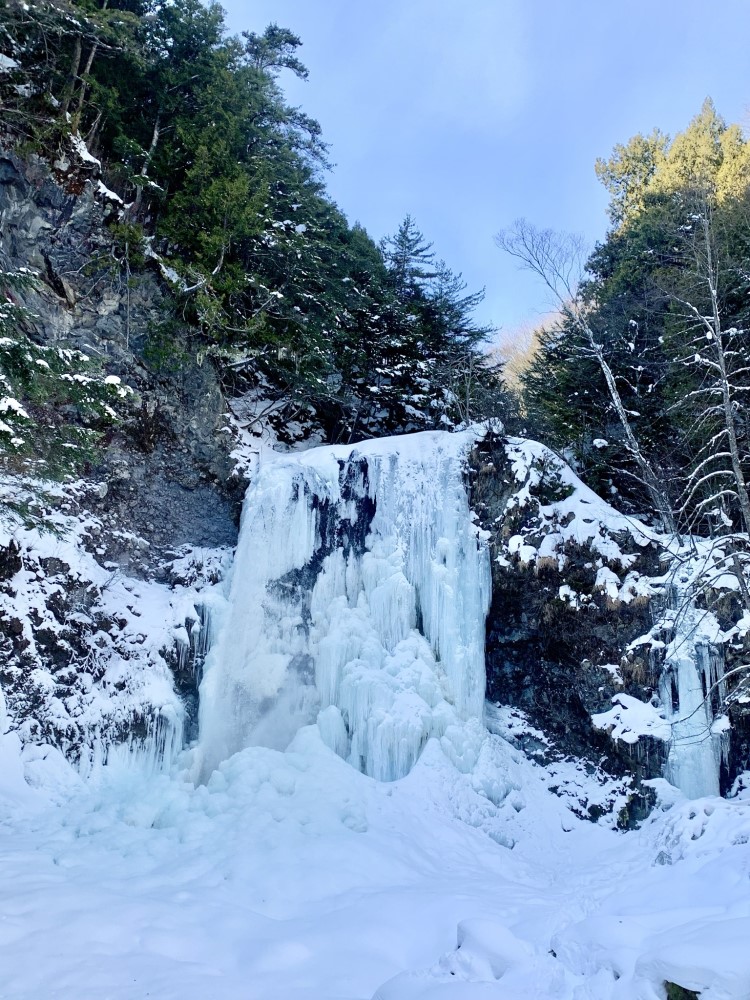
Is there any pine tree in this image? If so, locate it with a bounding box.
[381,215,437,302]
[509,100,750,534]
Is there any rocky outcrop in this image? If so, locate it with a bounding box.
[469,433,669,817]
[0,507,227,761]
[469,434,750,809]
[0,147,241,755]
[0,147,242,574]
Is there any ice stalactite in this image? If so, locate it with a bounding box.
[101,596,223,775]
[197,430,491,782]
[138,709,185,772]
[661,588,726,798]
[171,596,223,743]
[77,707,185,779]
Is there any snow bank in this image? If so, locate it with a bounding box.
[3,719,749,1000]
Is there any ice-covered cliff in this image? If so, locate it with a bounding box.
[197,430,491,781]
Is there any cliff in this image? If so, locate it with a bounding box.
[2,149,749,820]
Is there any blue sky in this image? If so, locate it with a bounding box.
[221,0,750,340]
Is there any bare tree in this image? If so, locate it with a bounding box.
[667,196,750,537]
[496,219,677,533]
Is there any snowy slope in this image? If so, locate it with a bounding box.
[0,477,229,763]
[2,722,750,999]
[1,430,749,999]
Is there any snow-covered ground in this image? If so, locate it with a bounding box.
[2,724,750,999]
[0,477,229,761]
[2,430,750,999]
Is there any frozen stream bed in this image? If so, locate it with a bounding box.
[2,725,750,1000]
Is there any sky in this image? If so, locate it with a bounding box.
[220,0,750,342]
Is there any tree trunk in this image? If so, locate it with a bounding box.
[576,312,677,534]
[132,111,161,213]
[701,212,750,537]
[71,40,99,134]
[495,221,678,534]
[71,0,109,134]
[59,34,82,118]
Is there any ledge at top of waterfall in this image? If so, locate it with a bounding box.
[197,428,492,782]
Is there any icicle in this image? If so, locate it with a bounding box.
[78,706,184,779]
[135,708,184,773]
[197,430,491,782]
[661,597,724,798]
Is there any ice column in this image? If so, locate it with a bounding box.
[197,459,335,776]
[661,598,723,798]
[197,431,491,781]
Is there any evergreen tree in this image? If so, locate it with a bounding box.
[512,100,750,530]
[595,129,668,228]
[381,215,437,302]
[1,2,506,444]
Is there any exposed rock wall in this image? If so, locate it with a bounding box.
[0,147,241,572]
[469,433,669,813]
[0,147,240,756]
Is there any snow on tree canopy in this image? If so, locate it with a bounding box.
[197,429,491,781]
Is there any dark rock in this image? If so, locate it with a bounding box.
[5,617,24,637]
[0,146,242,755]
[664,984,700,1000]
[724,701,750,794]
[0,145,242,577]
[0,540,22,581]
[470,434,669,801]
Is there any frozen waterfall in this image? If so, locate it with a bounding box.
[197,430,492,782]
[661,591,726,799]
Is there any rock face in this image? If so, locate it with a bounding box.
[0,148,241,573]
[0,506,228,760]
[0,148,240,756]
[469,433,669,818]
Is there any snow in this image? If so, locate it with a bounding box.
[95,179,124,205]
[501,437,653,576]
[593,692,672,744]
[2,431,750,997]
[0,394,29,418]
[498,437,739,798]
[69,133,101,167]
[0,478,228,764]
[2,715,750,999]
